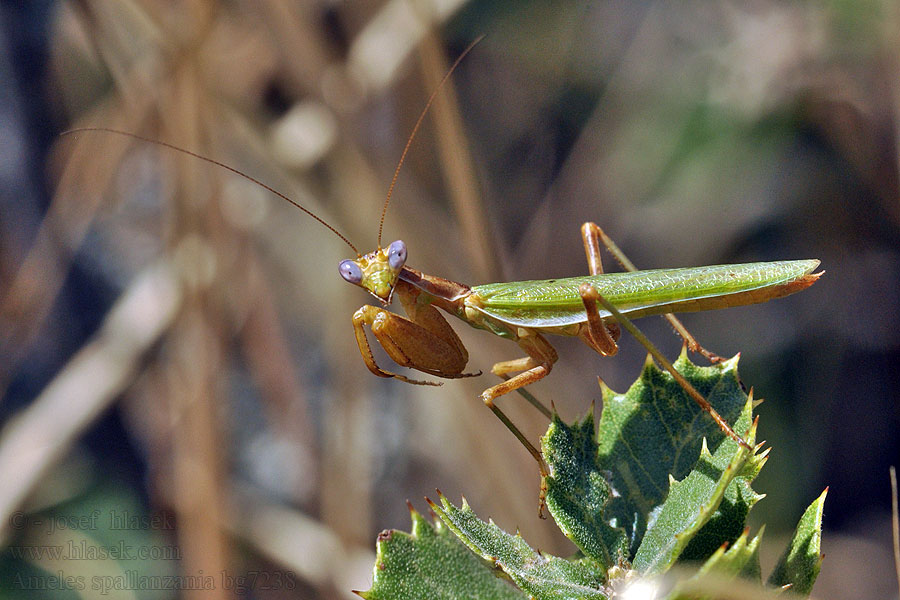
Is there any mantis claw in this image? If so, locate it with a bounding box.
[394,374,443,386]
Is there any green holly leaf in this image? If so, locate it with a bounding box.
[541,408,629,570]
[767,488,827,596]
[695,527,763,582]
[595,353,755,559]
[362,352,825,600]
[677,448,766,566]
[664,528,764,600]
[632,407,758,574]
[428,493,609,599]
[357,502,525,600]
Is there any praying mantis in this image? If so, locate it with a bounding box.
[62,39,821,485]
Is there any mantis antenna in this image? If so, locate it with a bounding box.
[58,127,360,256]
[62,36,485,256]
[377,35,485,249]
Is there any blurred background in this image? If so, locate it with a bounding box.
[0,0,898,598]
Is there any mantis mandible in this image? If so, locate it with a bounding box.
[61,40,821,486]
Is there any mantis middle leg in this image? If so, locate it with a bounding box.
[480,332,558,512]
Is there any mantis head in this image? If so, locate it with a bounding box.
[339,240,408,305]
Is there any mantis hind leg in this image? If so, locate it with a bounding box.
[577,283,751,449]
[579,222,621,356]
[576,226,751,448]
[578,284,621,356]
[581,222,724,363]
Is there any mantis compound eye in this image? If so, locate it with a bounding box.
[387,240,407,270]
[339,260,363,284]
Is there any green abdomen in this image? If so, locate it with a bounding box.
[468,260,819,329]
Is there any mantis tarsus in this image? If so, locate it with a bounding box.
[61,40,821,504]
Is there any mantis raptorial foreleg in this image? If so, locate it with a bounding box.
[352,306,443,385]
[352,284,479,384]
